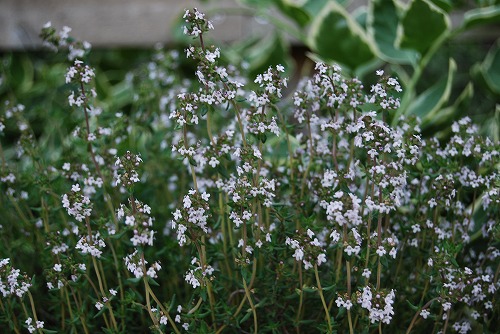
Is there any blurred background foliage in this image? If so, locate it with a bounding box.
[0,0,499,143]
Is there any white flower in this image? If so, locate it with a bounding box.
[420,309,430,319]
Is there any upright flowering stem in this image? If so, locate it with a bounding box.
[346,260,354,334]
[84,217,118,330]
[405,298,437,334]
[27,291,43,334]
[242,278,258,334]
[314,264,332,333]
[79,81,104,182]
[141,253,162,332]
[376,212,383,291]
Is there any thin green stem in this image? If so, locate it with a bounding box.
[27,291,44,334]
[314,264,332,333]
[242,278,258,334]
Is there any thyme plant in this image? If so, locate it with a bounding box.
[0,8,498,334]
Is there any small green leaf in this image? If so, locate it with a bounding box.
[126,277,142,284]
[407,58,456,119]
[148,277,160,287]
[215,164,230,179]
[462,5,500,30]
[308,1,376,70]
[398,0,450,55]
[367,0,418,64]
[240,309,253,324]
[200,104,208,117]
[406,299,420,311]
[188,156,198,167]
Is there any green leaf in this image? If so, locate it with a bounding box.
[422,82,473,128]
[244,32,291,78]
[273,0,311,27]
[475,41,500,96]
[302,0,330,17]
[352,6,368,29]
[308,1,376,70]
[406,299,420,311]
[240,309,253,324]
[407,58,456,119]
[9,54,34,93]
[367,0,418,64]
[398,0,450,55]
[429,0,453,12]
[126,277,142,285]
[215,164,230,179]
[462,5,500,30]
[148,277,160,287]
[188,156,198,167]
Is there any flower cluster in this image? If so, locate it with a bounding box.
[124,250,162,278]
[171,189,211,246]
[39,22,91,60]
[0,259,32,298]
[25,317,44,334]
[114,151,143,188]
[285,229,327,270]
[184,257,215,289]
[66,59,96,108]
[117,199,155,246]
[61,183,93,222]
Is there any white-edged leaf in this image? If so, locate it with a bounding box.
[407,58,456,119]
[422,82,473,127]
[367,0,418,65]
[476,41,500,96]
[308,1,376,70]
[397,0,450,54]
[462,5,500,30]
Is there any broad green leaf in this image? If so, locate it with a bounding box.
[476,41,500,96]
[273,0,311,27]
[422,82,473,127]
[244,32,291,78]
[462,5,500,30]
[367,0,418,64]
[352,6,368,29]
[302,0,330,17]
[407,58,456,119]
[308,1,376,70]
[9,54,34,93]
[398,0,450,54]
[429,0,453,12]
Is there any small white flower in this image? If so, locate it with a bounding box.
[420,309,430,319]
